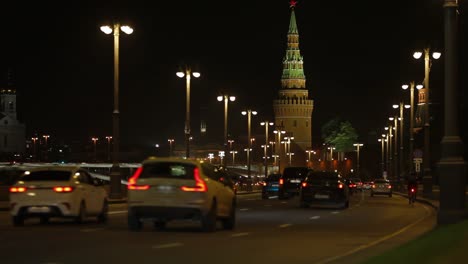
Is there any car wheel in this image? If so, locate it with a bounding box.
[97,199,108,224]
[12,215,24,226]
[201,200,217,232]
[154,221,167,230]
[75,202,87,224]
[222,200,236,230]
[128,208,142,231]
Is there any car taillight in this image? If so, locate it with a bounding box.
[181,168,207,192]
[263,182,267,186]
[127,167,150,190]
[411,188,415,193]
[53,186,74,193]
[388,185,392,189]
[279,179,284,185]
[9,187,26,193]
[372,185,376,188]
[301,182,307,188]
[338,184,343,189]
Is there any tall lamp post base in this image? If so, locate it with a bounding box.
[109,165,122,199]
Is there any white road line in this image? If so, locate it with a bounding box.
[331,211,340,214]
[108,210,127,215]
[80,228,105,233]
[269,196,278,199]
[309,216,320,220]
[279,224,292,228]
[246,198,257,201]
[152,243,183,249]
[231,232,250,237]
[316,205,433,264]
[239,208,249,211]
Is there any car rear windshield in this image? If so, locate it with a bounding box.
[267,174,281,181]
[140,162,195,179]
[283,167,309,179]
[374,179,389,183]
[307,172,339,181]
[21,171,71,181]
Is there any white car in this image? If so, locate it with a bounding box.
[9,166,108,226]
[370,179,392,197]
[127,157,236,232]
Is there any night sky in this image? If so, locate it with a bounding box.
[2,0,467,150]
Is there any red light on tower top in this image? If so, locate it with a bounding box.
[290,0,297,8]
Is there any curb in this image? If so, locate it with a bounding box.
[394,191,439,211]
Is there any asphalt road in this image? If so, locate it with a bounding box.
[0,191,436,264]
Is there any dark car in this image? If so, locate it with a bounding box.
[0,166,27,209]
[262,173,281,199]
[299,171,349,209]
[278,167,311,199]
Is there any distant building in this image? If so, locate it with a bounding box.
[273,2,314,170]
[0,73,26,157]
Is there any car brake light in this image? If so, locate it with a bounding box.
[9,187,26,193]
[263,182,266,186]
[181,168,207,192]
[127,167,150,190]
[301,182,307,188]
[372,185,376,188]
[279,179,284,185]
[411,188,415,193]
[338,184,343,189]
[388,185,392,189]
[53,186,74,193]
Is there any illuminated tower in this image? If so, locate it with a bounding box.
[273,1,314,168]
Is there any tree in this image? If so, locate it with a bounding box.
[322,118,358,152]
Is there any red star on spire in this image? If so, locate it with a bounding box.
[290,0,297,8]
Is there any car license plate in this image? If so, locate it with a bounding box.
[314,194,329,199]
[157,185,174,192]
[290,179,301,183]
[27,206,51,213]
[271,184,279,187]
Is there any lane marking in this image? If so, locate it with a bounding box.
[246,198,257,201]
[310,216,320,220]
[152,243,183,249]
[316,204,433,264]
[80,228,105,233]
[279,224,292,228]
[239,208,249,211]
[108,210,127,215]
[231,232,249,237]
[269,196,278,199]
[331,211,340,214]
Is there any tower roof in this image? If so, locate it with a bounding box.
[281,1,306,89]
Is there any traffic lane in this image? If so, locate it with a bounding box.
[0,193,434,264]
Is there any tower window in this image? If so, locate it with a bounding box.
[306,121,309,127]
[293,120,297,127]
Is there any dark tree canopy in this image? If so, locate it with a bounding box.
[322,118,358,152]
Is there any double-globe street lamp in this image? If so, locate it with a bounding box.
[217,95,236,166]
[392,103,410,186]
[413,48,441,197]
[273,128,286,172]
[92,137,99,162]
[241,109,257,178]
[100,22,133,199]
[260,121,274,178]
[168,138,175,157]
[177,67,200,159]
[353,143,364,178]
[402,82,423,174]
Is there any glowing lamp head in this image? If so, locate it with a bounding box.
[192,72,201,78]
[252,111,257,115]
[229,96,236,102]
[241,111,247,116]
[100,25,112,34]
[176,72,185,78]
[392,104,399,109]
[405,104,411,109]
[416,84,424,90]
[413,51,423,59]
[402,84,409,90]
[432,52,441,60]
[120,25,133,34]
[217,96,223,101]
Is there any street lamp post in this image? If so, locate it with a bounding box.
[100,22,133,199]
[389,116,399,179]
[402,82,423,174]
[241,110,257,178]
[31,137,38,161]
[353,143,364,178]
[208,153,214,164]
[92,137,99,162]
[438,0,466,225]
[385,125,393,179]
[284,136,294,166]
[378,135,386,177]
[217,95,236,166]
[393,103,410,186]
[305,150,313,164]
[177,67,200,159]
[413,48,441,198]
[230,150,237,165]
[260,121,274,178]
[168,139,175,157]
[273,128,286,173]
[105,136,112,162]
[42,135,50,162]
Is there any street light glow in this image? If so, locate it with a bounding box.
[393,104,399,109]
[241,111,247,115]
[229,96,236,101]
[413,51,423,59]
[192,72,201,78]
[432,52,442,59]
[405,104,411,109]
[120,25,133,34]
[252,111,257,115]
[416,84,424,89]
[217,96,223,101]
[176,71,185,78]
[402,84,409,90]
[100,26,112,34]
